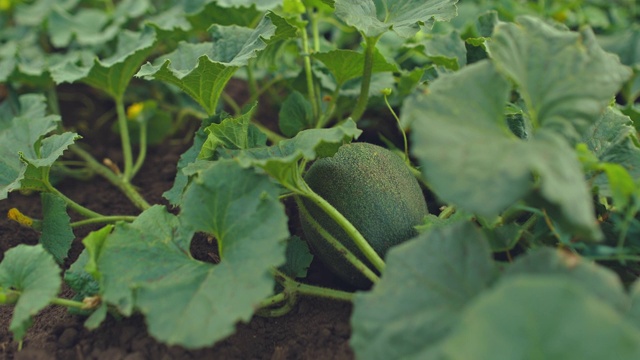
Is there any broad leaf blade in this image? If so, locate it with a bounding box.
[137,12,296,115]
[409,61,601,239]
[0,245,61,341]
[334,0,458,38]
[98,160,288,348]
[52,26,157,99]
[278,91,314,137]
[228,120,362,188]
[490,16,632,143]
[351,222,496,360]
[312,49,398,85]
[0,95,77,200]
[40,193,74,264]
[440,276,640,360]
[503,248,629,312]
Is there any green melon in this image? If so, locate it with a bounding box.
[298,142,428,288]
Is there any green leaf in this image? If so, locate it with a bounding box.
[46,0,150,47]
[583,108,640,197]
[52,26,157,99]
[312,49,398,85]
[503,248,629,312]
[0,245,61,341]
[278,91,314,137]
[490,16,632,142]
[227,120,362,188]
[439,276,640,360]
[421,30,466,70]
[409,61,602,240]
[279,236,313,278]
[163,118,213,205]
[199,105,266,160]
[40,193,74,264]
[0,94,78,200]
[98,161,288,348]
[334,0,459,38]
[136,12,296,115]
[351,222,496,360]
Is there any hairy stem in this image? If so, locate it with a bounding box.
[131,120,148,178]
[300,24,319,121]
[351,35,381,122]
[71,145,151,210]
[115,97,134,181]
[71,215,137,228]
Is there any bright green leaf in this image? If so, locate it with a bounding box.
[40,193,74,264]
[439,276,640,360]
[0,245,61,341]
[334,0,459,38]
[351,222,496,360]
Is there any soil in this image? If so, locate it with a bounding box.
[0,83,356,359]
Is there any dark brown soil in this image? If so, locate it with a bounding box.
[0,85,355,359]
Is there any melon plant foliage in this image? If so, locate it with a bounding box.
[1,0,640,357]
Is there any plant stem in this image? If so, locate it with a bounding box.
[50,297,88,310]
[351,35,381,122]
[299,188,386,272]
[300,23,319,121]
[71,145,151,210]
[47,186,104,218]
[297,200,381,283]
[131,121,148,178]
[115,97,134,181]
[383,92,408,161]
[277,271,354,301]
[316,86,341,128]
[71,215,137,228]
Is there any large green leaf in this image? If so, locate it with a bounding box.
[439,276,640,360]
[0,245,61,341]
[51,26,157,99]
[503,248,629,312]
[334,0,458,38]
[409,60,601,240]
[0,94,77,200]
[40,193,75,264]
[136,12,296,115]
[46,0,150,48]
[312,49,398,85]
[198,104,267,159]
[490,16,632,143]
[583,108,640,195]
[97,160,288,348]
[350,222,496,360]
[225,120,362,189]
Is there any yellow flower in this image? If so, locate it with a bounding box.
[126,102,145,120]
[7,208,33,227]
